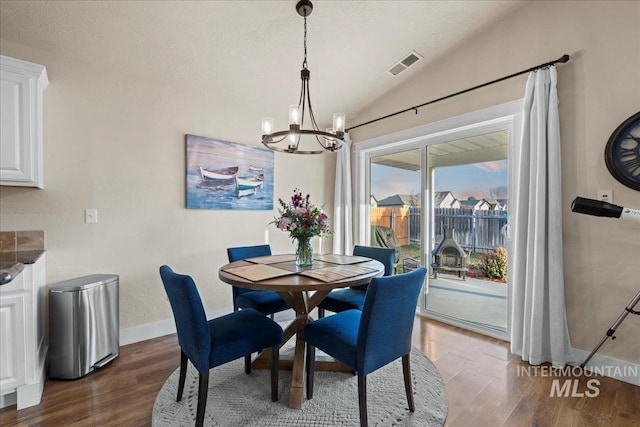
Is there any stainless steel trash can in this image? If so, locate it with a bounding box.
[48,274,119,380]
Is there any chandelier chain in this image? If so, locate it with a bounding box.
[303,15,308,69]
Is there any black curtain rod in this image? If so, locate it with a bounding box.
[346,53,570,132]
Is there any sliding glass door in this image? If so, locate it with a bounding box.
[354,101,521,340]
[369,147,425,283]
[425,134,509,335]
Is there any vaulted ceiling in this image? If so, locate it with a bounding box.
[0,1,523,130]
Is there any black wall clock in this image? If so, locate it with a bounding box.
[604,111,640,191]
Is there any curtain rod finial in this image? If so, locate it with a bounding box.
[559,54,570,63]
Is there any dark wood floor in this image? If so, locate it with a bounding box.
[1,317,638,426]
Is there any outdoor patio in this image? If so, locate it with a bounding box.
[424,272,507,333]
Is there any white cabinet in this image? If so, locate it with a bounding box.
[0,55,48,188]
[0,293,27,394]
[0,254,47,410]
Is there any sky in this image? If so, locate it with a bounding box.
[371,160,508,202]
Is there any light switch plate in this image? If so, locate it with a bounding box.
[85,208,98,223]
[597,190,613,203]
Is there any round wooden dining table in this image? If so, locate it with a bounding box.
[218,253,384,409]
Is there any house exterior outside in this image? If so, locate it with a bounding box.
[486,199,507,211]
[458,197,491,211]
[433,191,461,209]
[381,193,502,211]
[376,194,420,208]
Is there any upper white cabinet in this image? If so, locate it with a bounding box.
[0,55,48,189]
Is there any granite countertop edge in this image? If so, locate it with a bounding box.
[0,250,45,286]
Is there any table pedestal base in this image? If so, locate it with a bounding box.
[252,351,352,373]
[252,335,352,409]
[253,289,355,409]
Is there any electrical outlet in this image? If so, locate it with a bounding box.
[85,209,98,224]
[597,190,613,203]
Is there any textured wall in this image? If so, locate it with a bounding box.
[0,41,336,329]
[350,1,640,364]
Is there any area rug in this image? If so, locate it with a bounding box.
[152,347,447,426]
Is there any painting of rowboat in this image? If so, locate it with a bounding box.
[200,166,239,182]
[236,173,264,198]
[186,134,274,210]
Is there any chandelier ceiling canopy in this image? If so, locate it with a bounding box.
[261,0,345,155]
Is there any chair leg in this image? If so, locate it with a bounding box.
[306,344,315,399]
[402,354,415,412]
[177,350,188,402]
[245,355,252,374]
[196,371,209,427]
[317,307,325,318]
[271,345,279,402]
[358,374,368,427]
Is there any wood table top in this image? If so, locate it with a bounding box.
[218,254,384,292]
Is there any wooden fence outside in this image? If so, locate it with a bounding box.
[370,207,410,245]
[371,207,508,253]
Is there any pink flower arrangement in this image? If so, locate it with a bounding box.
[272,189,330,240]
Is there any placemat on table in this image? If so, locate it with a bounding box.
[298,265,377,282]
[223,264,295,281]
[245,254,297,264]
[313,254,372,265]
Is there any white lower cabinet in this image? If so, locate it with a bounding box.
[0,254,47,410]
[0,293,27,394]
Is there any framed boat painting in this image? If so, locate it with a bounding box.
[185,134,274,210]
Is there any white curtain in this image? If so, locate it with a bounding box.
[510,66,575,367]
[332,133,353,255]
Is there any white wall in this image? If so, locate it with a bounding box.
[0,40,336,329]
[350,1,640,364]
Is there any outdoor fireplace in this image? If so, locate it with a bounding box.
[432,228,468,279]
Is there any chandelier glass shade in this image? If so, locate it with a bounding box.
[261,0,345,154]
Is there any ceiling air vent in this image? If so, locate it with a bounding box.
[387,50,423,76]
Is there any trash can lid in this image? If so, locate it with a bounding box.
[49,274,118,292]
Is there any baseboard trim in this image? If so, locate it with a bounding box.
[0,392,16,409]
[572,347,640,386]
[119,307,296,346]
[119,306,232,346]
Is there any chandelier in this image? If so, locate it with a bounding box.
[261,0,345,154]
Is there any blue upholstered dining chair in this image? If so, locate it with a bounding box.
[159,265,283,427]
[227,245,290,374]
[304,267,427,427]
[317,245,396,318]
[227,244,290,317]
